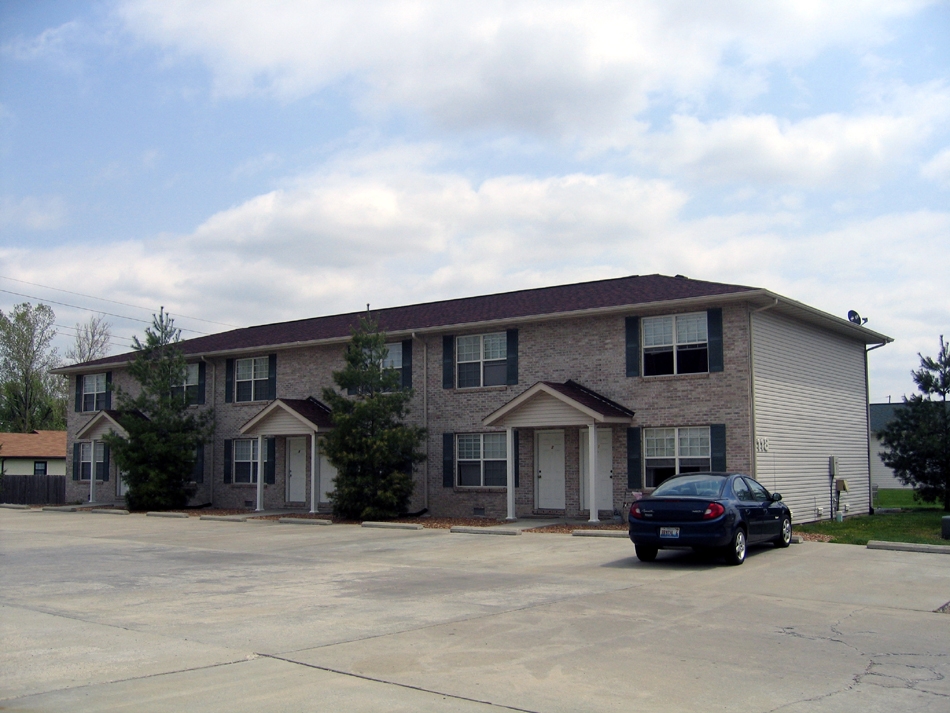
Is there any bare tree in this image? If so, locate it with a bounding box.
[0,303,63,431]
[66,314,112,364]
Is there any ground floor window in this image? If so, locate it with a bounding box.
[643,426,710,487]
[233,439,270,484]
[457,433,507,487]
[34,461,47,476]
[79,442,106,481]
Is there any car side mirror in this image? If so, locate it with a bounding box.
[771,492,783,502]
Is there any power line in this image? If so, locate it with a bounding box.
[0,288,210,335]
[54,323,136,347]
[0,275,243,328]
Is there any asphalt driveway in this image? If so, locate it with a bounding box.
[1,509,948,712]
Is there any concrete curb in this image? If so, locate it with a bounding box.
[146,512,189,518]
[572,529,627,538]
[867,540,950,555]
[451,526,521,535]
[790,535,804,544]
[42,506,78,512]
[200,515,247,522]
[91,508,129,515]
[0,504,30,510]
[279,518,332,525]
[362,521,424,530]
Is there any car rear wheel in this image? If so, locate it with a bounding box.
[724,528,746,565]
[635,544,658,562]
[775,517,792,548]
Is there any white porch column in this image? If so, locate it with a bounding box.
[506,426,516,521]
[89,441,96,503]
[588,424,599,523]
[256,435,264,511]
[310,431,318,514]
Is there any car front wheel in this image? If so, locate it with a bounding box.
[775,517,792,548]
[724,528,746,565]
[635,544,658,562]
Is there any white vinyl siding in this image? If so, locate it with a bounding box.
[751,310,870,523]
[870,434,911,490]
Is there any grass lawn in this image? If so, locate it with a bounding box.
[873,488,941,510]
[796,498,948,546]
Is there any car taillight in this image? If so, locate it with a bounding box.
[629,502,644,520]
[703,502,725,519]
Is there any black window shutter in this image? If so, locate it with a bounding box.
[197,362,207,405]
[707,308,723,373]
[513,430,520,488]
[265,437,276,484]
[711,424,727,471]
[627,427,642,489]
[268,354,277,400]
[442,335,455,389]
[402,339,413,389]
[442,432,454,487]
[625,317,640,377]
[101,444,110,482]
[223,439,232,483]
[506,329,519,385]
[74,376,83,412]
[72,442,81,480]
[192,443,204,483]
[105,372,112,409]
[225,359,234,403]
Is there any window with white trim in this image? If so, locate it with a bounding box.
[642,313,708,376]
[171,363,200,403]
[457,433,508,487]
[232,438,269,484]
[643,426,711,487]
[457,333,506,388]
[382,343,402,371]
[235,357,269,402]
[82,373,108,411]
[79,442,106,481]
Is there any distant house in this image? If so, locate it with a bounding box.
[53,274,890,523]
[0,431,67,477]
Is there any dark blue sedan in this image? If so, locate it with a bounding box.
[628,472,792,565]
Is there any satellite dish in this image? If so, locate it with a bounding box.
[847,310,867,325]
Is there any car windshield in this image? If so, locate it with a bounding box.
[651,474,725,498]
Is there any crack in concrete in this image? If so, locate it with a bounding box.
[259,652,542,712]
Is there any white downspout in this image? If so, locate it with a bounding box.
[506,426,516,521]
[310,431,317,514]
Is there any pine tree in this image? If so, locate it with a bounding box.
[881,336,950,511]
[321,317,426,520]
[103,309,213,511]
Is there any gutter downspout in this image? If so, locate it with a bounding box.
[749,298,779,487]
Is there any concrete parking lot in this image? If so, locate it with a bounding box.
[1,508,948,712]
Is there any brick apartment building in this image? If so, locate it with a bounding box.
[54,274,890,523]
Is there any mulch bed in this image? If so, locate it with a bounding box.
[524,522,627,534]
[797,532,835,542]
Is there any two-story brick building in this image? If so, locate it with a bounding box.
[54,274,891,523]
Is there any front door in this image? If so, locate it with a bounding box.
[537,430,565,509]
[579,428,613,512]
[286,437,307,502]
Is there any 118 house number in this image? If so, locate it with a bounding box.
[755,437,770,453]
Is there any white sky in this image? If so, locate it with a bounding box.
[1,1,948,401]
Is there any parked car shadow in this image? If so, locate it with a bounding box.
[603,543,775,569]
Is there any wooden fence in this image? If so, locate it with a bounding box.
[1,475,66,505]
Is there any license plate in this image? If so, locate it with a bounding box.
[659,527,680,538]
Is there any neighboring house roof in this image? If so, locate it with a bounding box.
[869,403,902,434]
[0,431,67,459]
[54,273,892,374]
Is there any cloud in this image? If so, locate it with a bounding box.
[116,0,934,135]
[921,147,950,186]
[1,21,93,73]
[0,195,67,231]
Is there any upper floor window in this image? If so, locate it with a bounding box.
[236,357,269,402]
[382,343,402,371]
[643,426,710,487]
[171,363,201,404]
[457,333,507,388]
[82,373,108,411]
[457,433,508,487]
[642,313,708,376]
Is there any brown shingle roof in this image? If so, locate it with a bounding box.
[0,431,67,459]
[70,273,756,368]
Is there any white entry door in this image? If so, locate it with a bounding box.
[537,430,566,509]
[579,428,613,512]
[286,437,307,502]
[319,443,338,504]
